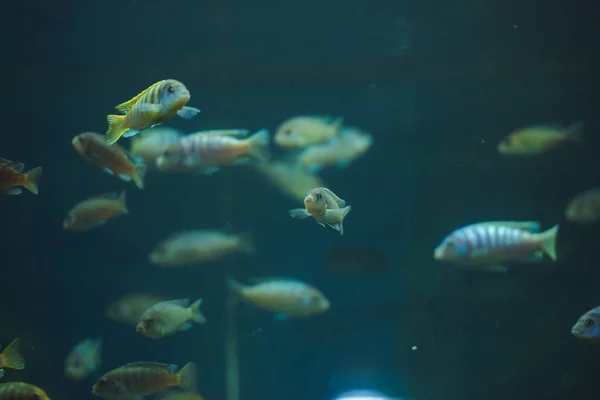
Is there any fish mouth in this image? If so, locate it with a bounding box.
[136,324,145,333]
[433,247,443,260]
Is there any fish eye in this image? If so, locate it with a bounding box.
[168,86,175,94]
[315,193,323,200]
[584,318,594,327]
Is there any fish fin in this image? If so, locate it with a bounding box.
[236,232,255,255]
[118,190,128,214]
[121,362,177,372]
[564,121,585,142]
[183,154,201,167]
[132,164,147,189]
[189,299,207,323]
[102,167,115,175]
[200,129,249,138]
[478,221,541,232]
[327,222,343,235]
[5,188,22,195]
[289,208,311,219]
[117,173,132,182]
[23,166,42,195]
[177,362,198,393]
[11,163,25,173]
[326,205,351,236]
[226,279,244,306]
[106,114,128,145]
[177,106,201,120]
[123,129,141,138]
[163,299,191,308]
[248,277,301,284]
[0,338,24,370]
[115,83,158,113]
[245,129,270,163]
[483,265,508,273]
[274,313,289,321]
[317,222,326,227]
[539,224,559,261]
[521,250,544,263]
[179,322,193,331]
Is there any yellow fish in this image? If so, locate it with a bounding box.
[497,122,583,155]
[289,187,352,235]
[106,79,200,145]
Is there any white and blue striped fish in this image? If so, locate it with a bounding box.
[433,221,559,272]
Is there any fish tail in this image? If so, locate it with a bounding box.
[245,129,270,163]
[539,224,559,261]
[189,299,207,323]
[226,278,245,307]
[132,163,147,190]
[23,167,42,195]
[177,362,198,393]
[0,338,25,370]
[236,232,255,255]
[106,114,127,145]
[565,121,585,142]
[118,190,129,214]
[338,205,352,236]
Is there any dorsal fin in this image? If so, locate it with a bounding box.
[0,158,25,172]
[249,277,301,285]
[115,81,164,114]
[193,129,250,138]
[119,362,177,373]
[478,221,541,233]
[159,299,190,308]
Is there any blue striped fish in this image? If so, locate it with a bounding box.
[105,79,200,145]
[433,221,559,272]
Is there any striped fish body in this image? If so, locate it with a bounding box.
[0,382,50,400]
[93,363,177,398]
[122,80,190,130]
[433,221,558,271]
[166,134,247,169]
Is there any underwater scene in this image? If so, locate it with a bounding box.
[1,1,598,399]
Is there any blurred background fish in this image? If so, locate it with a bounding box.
[64,337,102,381]
[274,115,343,148]
[565,188,600,224]
[63,191,128,231]
[497,122,584,155]
[105,293,170,326]
[129,127,184,166]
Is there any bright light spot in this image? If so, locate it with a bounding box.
[336,390,393,400]
[411,345,417,351]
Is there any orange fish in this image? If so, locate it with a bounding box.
[106,79,200,145]
[73,132,147,189]
[0,382,50,400]
[92,362,197,399]
[0,339,25,371]
[63,191,128,231]
[0,158,42,195]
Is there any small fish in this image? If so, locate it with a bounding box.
[65,337,102,381]
[105,79,200,145]
[297,127,373,172]
[0,382,50,400]
[497,122,584,155]
[253,160,325,203]
[130,127,183,165]
[73,132,147,189]
[433,221,559,272]
[156,129,269,174]
[0,339,25,371]
[274,116,343,148]
[0,158,42,195]
[92,361,197,399]
[565,188,600,224]
[137,299,206,339]
[289,187,352,235]
[106,293,169,325]
[63,191,128,231]
[571,306,600,344]
[150,231,255,267]
[227,278,330,318]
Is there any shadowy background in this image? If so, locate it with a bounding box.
[1,0,599,399]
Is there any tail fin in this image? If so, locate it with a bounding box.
[106,114,127,145]
[24,167,42,195]
[236,232,255,255]
[189,299,207,323]
[246,129,270,163]
[132,163,147,190]
[177,362,198,393]
[0,338,25,370]
[118,190,129,214]
[539,224,559,261]
[226,279,245,307]
[565,122,585,142]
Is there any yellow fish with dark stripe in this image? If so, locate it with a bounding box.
[105,79,200,145]
[0,382,50,400]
